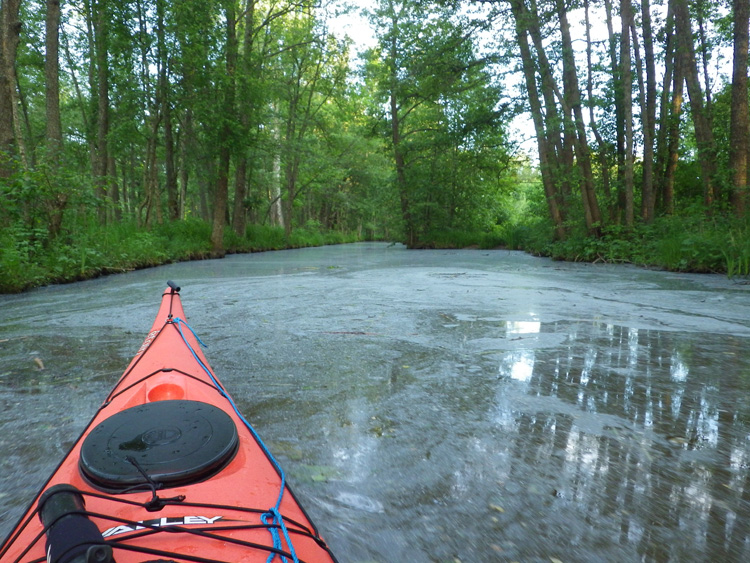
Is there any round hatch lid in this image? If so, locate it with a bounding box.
[80,400,239,491]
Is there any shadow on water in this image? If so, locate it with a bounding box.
[1,244,750,562]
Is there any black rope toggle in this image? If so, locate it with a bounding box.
[125,456,185,512]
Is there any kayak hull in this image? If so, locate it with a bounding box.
[0,285,336,563]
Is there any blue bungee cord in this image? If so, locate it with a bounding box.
[173,317,299,563]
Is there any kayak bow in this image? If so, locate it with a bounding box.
[0,283,337,563]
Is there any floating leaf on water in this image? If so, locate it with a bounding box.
[267,441,304,461]
[299,464,338,483]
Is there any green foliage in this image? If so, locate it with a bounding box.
[0,218,365,293]
[514,213,739,274]
[244,225,289,251]
[3,0,747,292]
[364,0,512,247]
[722,226,750,279]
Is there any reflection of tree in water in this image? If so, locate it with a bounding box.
[497,323,750,561]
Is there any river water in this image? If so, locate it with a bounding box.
[2,242,750,562]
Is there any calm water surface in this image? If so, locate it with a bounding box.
[2,243,750,562]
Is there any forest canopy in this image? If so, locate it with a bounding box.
[0,0,749,291]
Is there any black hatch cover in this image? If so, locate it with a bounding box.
[80,400,239,491]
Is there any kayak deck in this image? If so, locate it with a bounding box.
[0,284,337,563]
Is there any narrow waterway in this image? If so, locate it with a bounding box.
[2,243,750,562]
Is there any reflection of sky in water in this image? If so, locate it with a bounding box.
[505,320,541,334]
[503,350,535,382]
[503,321,539,382]
[671,352,689,382]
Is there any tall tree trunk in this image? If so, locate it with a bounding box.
[584,0,611,207]
[527,0,572,201]
[179,107,193,220]
[730,0,750,215]
[0,0,19,178]
[211,0,237,256]
[638,0,657,223]
[654,2,675,212]
[270,109,284,227]
[45,0,67,238]
[604,0,624,220]
[663,49,685,215]
[84,0,97,176]
[232,159,247,235]
[0,0,25,174]
[142,114,161,226]
[135,0,155,225]
[695,2,713,113]
[283,157,300,237]
[157,0,178,221]
[674,0,717,207]
[620,0,635,227]
[232,0,256,237]
[557,0,602,234]
[108,155,121,221]
[386,10,416,247]
[45,0,62,162]
[508,0,566,240]
[390,93,414,246]
[93,0,109,223]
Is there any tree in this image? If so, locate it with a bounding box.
[274,9,347,236]
[45,0,66,238]
[673,0,717,207]
[0,0,24,177]
[210,0,237,256]
[45,0,62,163]
[368,0,508,247]
[620,0,634,227]
[729,0,749,215]
[636,0,657,222]
[556,0,602,233]
[91,0,110,221]
[507,0,566,240]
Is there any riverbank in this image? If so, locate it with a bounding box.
[3,214,749,294]
[0,220,360,293]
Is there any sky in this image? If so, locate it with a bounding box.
[326,1,378,53]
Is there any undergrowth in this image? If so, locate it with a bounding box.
[0,220,363,293]
[3,213,748,294]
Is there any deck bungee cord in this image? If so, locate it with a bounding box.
[0,283,337,563]
[173,315,300,563]
[9,484,326,563]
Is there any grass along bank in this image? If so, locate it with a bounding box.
[0,219,360,293]
[3,213,749,294]
[417,212,750,278]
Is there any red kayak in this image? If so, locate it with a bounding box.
[0,282,337,563]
